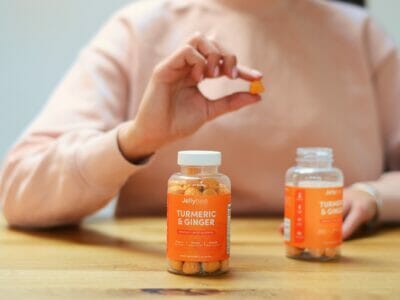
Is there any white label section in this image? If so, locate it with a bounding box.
[284,218,291,241]
[227,203,231,256]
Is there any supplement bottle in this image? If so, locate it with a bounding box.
[284,148,343,261]
[167,151,231,275]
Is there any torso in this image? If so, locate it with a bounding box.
[116,0,384,216]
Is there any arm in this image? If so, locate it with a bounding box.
[0,13,141,227]
[343,18,400,238]
[0,18,262,227]
[366,46,400,223]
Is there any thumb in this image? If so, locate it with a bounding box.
[206,92,261,120]
[342,208,365,240]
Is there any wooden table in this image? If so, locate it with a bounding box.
[0,217,399,299]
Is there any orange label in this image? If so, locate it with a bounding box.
[167,193,231,262]
[284,186,343,248]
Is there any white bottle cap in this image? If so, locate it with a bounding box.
[177,150,221,166]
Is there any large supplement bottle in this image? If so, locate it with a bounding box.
[167,151,231,275]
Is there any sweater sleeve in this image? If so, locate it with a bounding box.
[0,11,144,227]
[365,17,400,222]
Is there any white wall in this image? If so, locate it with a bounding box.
[0,0,399,158]
[369,0,400,45]
[0,0,134,159]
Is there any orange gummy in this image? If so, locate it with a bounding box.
[249,80,265,94]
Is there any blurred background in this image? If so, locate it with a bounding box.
[0,0,399,158]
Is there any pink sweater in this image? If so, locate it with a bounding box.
[1,0,400,227]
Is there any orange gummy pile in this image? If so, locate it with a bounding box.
[249,80,265,94]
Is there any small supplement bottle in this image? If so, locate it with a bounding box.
[167,151,231,276]
[284,148,344,261]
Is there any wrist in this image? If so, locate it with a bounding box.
[350,182,382,211]
[117,121,158,162]
[350,182,382,229]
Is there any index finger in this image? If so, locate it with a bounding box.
[154,45,206,83]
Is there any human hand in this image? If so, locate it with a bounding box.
[342,186,378,239]
[118,33,262,161]
[278,186,379,240]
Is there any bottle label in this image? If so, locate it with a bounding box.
[284,186,343,248]
[167,193,231,262]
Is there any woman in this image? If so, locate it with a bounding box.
[1,0,399,239]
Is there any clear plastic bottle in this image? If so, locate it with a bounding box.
[167,151,231,275]
[284,148,344,261]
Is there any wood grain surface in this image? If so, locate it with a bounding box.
[0,217,399,299]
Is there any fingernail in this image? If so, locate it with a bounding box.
[213,66,219,77]
[231,66,238,79]
[250,69,262,78]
